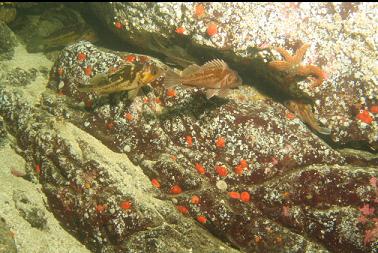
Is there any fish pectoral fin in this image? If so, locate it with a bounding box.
[127,88,140,100]
[217,89,230,98]
[205,89,218,99]
[164,69,181,88]
[128,87,141,100]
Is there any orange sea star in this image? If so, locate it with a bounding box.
[268,44,326,89]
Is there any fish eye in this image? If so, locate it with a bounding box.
[228,74,235,81]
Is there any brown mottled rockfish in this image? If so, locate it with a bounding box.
[164,59,242,99]
[78,62,164,99]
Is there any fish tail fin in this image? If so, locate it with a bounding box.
[317,126,331,135]
[308,120,332,135]
[164,69,181,88]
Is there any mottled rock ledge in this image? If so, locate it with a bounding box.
[90,2,378,151]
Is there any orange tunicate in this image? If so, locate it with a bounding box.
[95,204,107,213]
[228,191,240,199]
[234,165,243,175]
[124,112,133,121]
[170,184,182,194]
[186,135,193,147]
[215,165,228,177]
[195,4,205,18]
[167,88,176,97]
[191,195,200,204]
[114,21,123,29]
[207,22,217,36]
[125,54,136,62]
[176,205,189,214]
[77,52,86,62]
[215,137,225,148]
[35,164,41,174]
[240,159,248,169]
[151,178,161,188]
[120,200,132,210]
[175,26,185,34]
[356,110,373,124]
[286,112,296,120]
[240,191,250,202]
[370,105,378,114]
[195,163,206,174]
[196,215,207,224]
[84,66,92,76]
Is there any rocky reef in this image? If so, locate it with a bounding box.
[90,2,378,151]
[0,3,377,253]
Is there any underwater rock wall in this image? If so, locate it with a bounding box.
[1,40,376,252]
[90,2,378,151]
[0,3,377,253]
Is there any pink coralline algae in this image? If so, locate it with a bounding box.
[360,204,375,216]
[364,220,378,245]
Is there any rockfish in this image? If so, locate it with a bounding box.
[164,59,242,99]
[78,62,164,99]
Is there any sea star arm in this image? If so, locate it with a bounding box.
[292,44,310,64]
[274,47,294,62]
[268,60,293,71]
[297,65,327,88]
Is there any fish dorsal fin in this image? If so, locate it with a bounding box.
[181,64,201,76]
[202,59,228,70]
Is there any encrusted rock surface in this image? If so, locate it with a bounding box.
[0,21,17,60]
[0,85,240,253]
[90,2,378,150]
[0,41,376,252]
[11,4,97,56]
[0,3,16,24]
[0,67,37,86]
[0,218,17,253]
